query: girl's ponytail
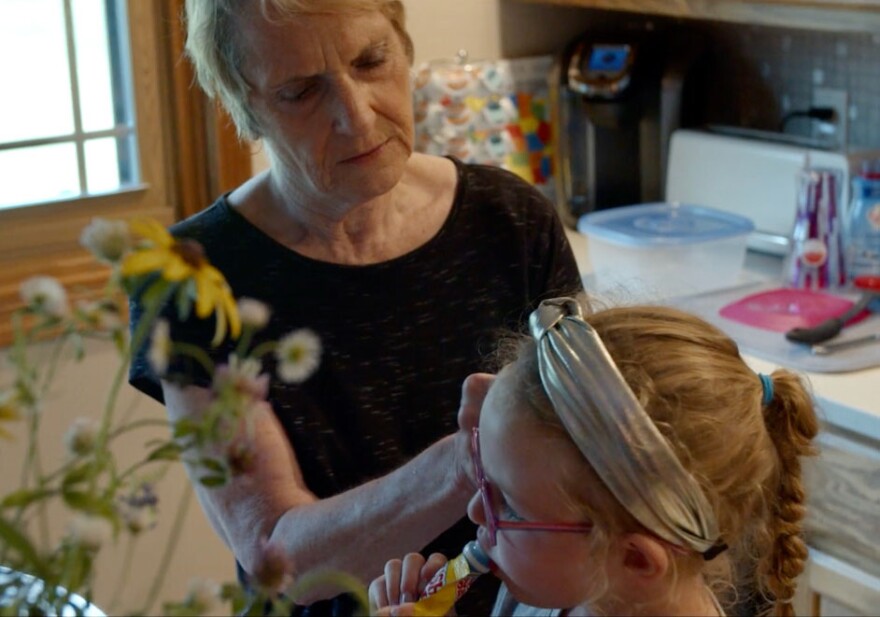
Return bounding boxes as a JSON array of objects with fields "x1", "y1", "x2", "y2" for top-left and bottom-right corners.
[{"x1": 759, "y1": 370, "x2": 820, "y2": 617}]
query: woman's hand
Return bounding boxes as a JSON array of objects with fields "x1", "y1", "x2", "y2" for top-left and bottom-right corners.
[
  {"x1": 369, "y1": 552, "x2": 448, "y2": 615},
  {"x1": 453, "y1": 373, "x2": 495, "y2": 493}
]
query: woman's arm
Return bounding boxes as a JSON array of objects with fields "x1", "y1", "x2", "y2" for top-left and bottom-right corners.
[{"x1": 161, "y1": 373, "x2": 493, "y2": 601}]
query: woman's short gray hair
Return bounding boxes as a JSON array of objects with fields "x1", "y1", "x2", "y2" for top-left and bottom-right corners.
[{"x1": 183, "y1": 0, "x2": 414, "y2": 141}]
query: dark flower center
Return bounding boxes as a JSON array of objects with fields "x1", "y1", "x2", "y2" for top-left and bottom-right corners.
[{"x1": 173, "y1": 239, "x2": 206, "y2": 268}]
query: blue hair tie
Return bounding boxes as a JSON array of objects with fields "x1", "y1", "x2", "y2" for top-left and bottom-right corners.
[{"x1": 759, "y1": 373, "x2": 774, "y2": 406}]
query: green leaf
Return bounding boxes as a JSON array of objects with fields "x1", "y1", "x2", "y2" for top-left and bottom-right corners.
[
  {"x1": 112, "y1": 329, "x2": 127, "y2": 355},
  {"x1": 140, "y1": 277, "x2": 173, "y2": 307},
  {"x1": 61, "y1": 490, "x2": 115, "y2": 519},
  {"x1": 58, "y1": 544, "x2": 93, "y2": 596},
  {"x1": 198, "y1": 475, "x2": 227, "y2": 488},
  {"x1": 146, "y1": 441, "x2": 183, "y2": 462},
  {"x1": 62, "y1": 461, "x2": 105, "y2": 489},
  {"x1": 1, "y1": 488, "x2": 54, "y2": 509},
  {"x1": 175, "y1": 281, "x2": 194, "y2": 322},
  {"x1": 172, "y1": 418, "x2": 200, "y2": 439},
  {"x1": 199, "y1": 457, "x2": 225, "y2": 473},
  {"x1": 0, "y1": 514, "x2": 44, "y2": 574}
]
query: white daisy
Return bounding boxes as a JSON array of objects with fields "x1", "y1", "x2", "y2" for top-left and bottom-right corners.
[
  {"x1": 67, "y1": 514, "x2": 112, "y2": 551},
  {"x1": 213, "y1": 354, "x2": 269, "y2": 401},
  {"x1": 237, "y1": 297, "x2": 271, "y2": 330},
  {"x1": 275, "y1": 329, "x2": 322, "y2": 383},
  {"x1": 20, "y1": 276, "x2": 70, "y2": 318},
  {"x1": 148, "y1": 319, "x2": 172, "y2": 375},
  {"x1": 185, "y1": 578, "x2": 221, "y2": 614},
  {"x1": 79, "y1": 217, "x2": 132, "y2": 264},
  {"x1": 63, "y1": 417, "x2": 99, "y2": 457}
]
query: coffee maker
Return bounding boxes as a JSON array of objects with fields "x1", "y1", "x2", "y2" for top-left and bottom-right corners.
[{"x1": 553, "y1": 30, "x2": 698, "y2": 225}]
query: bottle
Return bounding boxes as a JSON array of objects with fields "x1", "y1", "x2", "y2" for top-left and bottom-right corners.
[
  {"x1": 783, "y1": 166, "x2": 847, "y2": 290},
  {"x1": 845, "y1": 161, "x2": 880, "y2": 290},
  {"x1": 412, "y1": 540, "x2": 491, "y2": 616}
]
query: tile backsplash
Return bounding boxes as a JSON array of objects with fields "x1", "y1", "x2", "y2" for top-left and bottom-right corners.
[
  {"x1": 541, "y1": 10, "x2": 880, "y2": 149},
  {"x1": 691, "y1": 20, "x2": 880, "y2": 148}
]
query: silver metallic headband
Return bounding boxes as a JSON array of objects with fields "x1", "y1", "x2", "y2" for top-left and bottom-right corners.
[{"x1": 529, "y1": 298, "x2": 725, "y2": 558}]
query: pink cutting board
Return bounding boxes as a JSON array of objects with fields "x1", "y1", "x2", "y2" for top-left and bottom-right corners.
[{"x1": 719, "y1": 288, "x2": 869, "y2": 332}]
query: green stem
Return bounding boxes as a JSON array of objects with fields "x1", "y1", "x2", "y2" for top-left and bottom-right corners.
[
  {"x1": 108, "y1": 533, "x2": 138, "y2": 612},
  {"x1": 235, "y1": 326, "x2": 255, "y2": 358},
  {"x1": 107, "y1": 417, "x2": 170, "y2": 440},
  {"x1": 92, "y1": 284, "x2": 172, "y2": 489},
  {"x1": 39, "y1": 332, "x2": 70, "y2": 399},
  {"x1": 170, "y1": 341, "x2": 216, "y2": 376},
  {"x1": 249, "y1": 341, "x2": 277, "y2": 361},
  {"x1": 138, "y1": 482, "x2": 193, "y2": 615},
  {"x1": 115, "y1": 458, "x2": 159, "y2": 485}
]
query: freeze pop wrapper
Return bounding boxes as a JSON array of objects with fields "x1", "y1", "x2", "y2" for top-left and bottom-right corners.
[{"x1": 412, "y1": 540, "x2": 490, "y2": 616}]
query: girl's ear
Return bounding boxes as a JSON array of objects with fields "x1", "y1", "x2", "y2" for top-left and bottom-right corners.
[{"x1": 619, "y1": 533, "x2": 670, "y2": 583}]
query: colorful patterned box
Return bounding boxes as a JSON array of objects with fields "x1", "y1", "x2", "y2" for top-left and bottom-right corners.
[{"x1": 412, "y1": 54, "x2": 556, "y2": 201}]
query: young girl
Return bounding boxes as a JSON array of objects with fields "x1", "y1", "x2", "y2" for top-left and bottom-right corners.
[{"x1": 370, "y1": 297, "x2": 819, "y2": 616}]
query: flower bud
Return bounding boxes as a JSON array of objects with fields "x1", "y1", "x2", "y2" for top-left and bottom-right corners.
[
  {"x1": 63, "y1": 417, "x2": 98, "y2": 457},
  {"x1": 80, "y1": 217, "x2": 133, "y2": 264}
]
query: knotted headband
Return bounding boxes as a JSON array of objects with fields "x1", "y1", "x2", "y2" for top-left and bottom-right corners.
[{"x1": 529, "y1": 297, "x2": 725, "y2": 558}]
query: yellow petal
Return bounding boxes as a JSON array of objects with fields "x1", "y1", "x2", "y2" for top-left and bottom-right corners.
[
  {"x1": 222, "y1": 287, "x2": 241, "y2": 339},
  {"x1": 193, "y1": 272, "x2": 217, "y2": 319},
  {"x1": 120, "y1": 249, "x2": 171, "y2": 277},
  {"x1": 161, "y1": 256, "x2": 193, "y2": 282},
  {"x1": 211, "y1": 301, "x2": 227, "y2": 346},
  {"x1": 130, "y1": 218, "x2": 173, "y2": 247}
]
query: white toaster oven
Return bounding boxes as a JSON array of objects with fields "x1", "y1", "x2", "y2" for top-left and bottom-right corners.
[{"x1": 665, "y1": 129, "x2": 880, "y2": 255}]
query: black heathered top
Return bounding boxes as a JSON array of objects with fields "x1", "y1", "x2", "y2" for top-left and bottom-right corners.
[{"x1": 128, "y1": 158, "x2": 583, "y2": 615}]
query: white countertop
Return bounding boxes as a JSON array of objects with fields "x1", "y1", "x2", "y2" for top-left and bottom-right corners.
[{"x1": 565, "y1": 229, "x2": 880, "y2": 441}]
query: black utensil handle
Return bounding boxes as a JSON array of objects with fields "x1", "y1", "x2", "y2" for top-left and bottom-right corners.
[
  {"x1": 784, "y1": 292, "x2": 874, "y2": 345},
  {"x1": 786, "y1": 318, "x2": 845, "y2": 344}
]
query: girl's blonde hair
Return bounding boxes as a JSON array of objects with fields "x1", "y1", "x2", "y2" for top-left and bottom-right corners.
[
  {"x1": 501, "y1": 303, "x2": 818, "y2": 616},
  {"x1": 183, "y1": 0, "x2": 414, "y2": 140}
]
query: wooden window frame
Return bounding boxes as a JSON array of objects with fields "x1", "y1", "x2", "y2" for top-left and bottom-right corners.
[{"x1": 0, "y1": 0, "x2": 251, "y2": 347}]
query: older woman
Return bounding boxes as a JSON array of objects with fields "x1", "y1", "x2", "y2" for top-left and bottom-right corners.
[{"x1": 128, "y1": 0, "x2": 581, "y2": 614}]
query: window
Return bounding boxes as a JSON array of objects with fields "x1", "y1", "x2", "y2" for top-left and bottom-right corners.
[
  {"x1": 0, "y1": 0, "x2": 174, "y2": 345},
  {"x1": 0, "y1": 0, "x2": 141, "y2": 209}
]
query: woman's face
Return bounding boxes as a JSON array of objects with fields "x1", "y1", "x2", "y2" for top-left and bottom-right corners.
[
  {"x1": 235, "y1": 8, "x2": 414, "y2": 208},
  {"x1": 468, "y1": 368, "x2": 602, "y2": 609}
]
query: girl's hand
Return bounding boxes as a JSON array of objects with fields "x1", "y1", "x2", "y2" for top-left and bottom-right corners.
[{"x1": 369, "y1": 552, "x2": 448, "y2": 615}]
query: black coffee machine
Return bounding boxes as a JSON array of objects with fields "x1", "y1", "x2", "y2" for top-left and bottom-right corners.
[{"x1": 553, "y1": 30, "x2": 699, "y2": 225}]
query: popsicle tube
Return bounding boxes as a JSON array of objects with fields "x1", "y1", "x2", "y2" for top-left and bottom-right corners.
[{"x1": 412, "y1": 540, "x2": 490, "y2": 616}]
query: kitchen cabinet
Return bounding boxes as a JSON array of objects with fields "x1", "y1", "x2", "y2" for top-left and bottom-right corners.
[
  {"x1": 792, "y1": 418, "x2": 880, "y2": 616},
  {"x1": 511, "y1": 0, "x2": 880, "y2": 33}
]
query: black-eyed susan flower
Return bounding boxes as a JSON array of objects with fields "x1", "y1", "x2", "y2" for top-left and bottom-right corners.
[{"x1": 121, "y1": 218, "x2": 241, "y2": 345}]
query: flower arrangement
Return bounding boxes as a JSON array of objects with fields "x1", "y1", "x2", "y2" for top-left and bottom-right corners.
[{"x1": 0, "y1": 218, "x2": 369, "y2": 615}]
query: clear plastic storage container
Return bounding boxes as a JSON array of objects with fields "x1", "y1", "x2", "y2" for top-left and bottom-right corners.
[{"x1": 577, "y1": 203, "x2": 755, "y2": 299}]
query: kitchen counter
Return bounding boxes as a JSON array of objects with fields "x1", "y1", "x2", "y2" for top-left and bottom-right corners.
[{"x1": 565, "y1": 229, "x2": 880, "y2": 439}]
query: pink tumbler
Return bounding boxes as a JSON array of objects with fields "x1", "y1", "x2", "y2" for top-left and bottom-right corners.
[{"x1": 783, "y1": 167, "x2": 846, "y2": 290}]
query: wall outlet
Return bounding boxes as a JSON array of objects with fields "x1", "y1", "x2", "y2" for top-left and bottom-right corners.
[{"x1": 812, "y1": 87, "x2": 848, "y2": 149}]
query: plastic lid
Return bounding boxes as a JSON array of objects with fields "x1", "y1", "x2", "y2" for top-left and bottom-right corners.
[{"x1": 577, "y1": 203, "x2": 755, "y2": 247}]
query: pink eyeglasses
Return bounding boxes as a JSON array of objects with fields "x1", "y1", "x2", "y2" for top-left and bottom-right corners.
[{"x1": 471, "y1": 427, "x2": 594, "y2": 547}]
